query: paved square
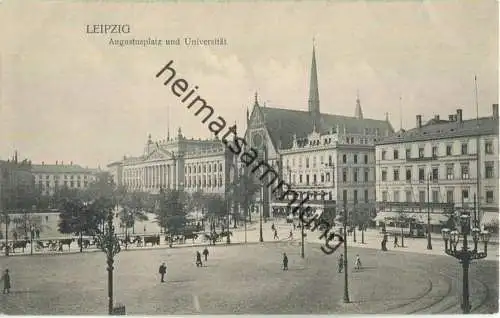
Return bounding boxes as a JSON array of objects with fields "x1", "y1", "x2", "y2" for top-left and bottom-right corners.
[{"x1": 0, "y1": 243, "x2": 497, "y2": 314}]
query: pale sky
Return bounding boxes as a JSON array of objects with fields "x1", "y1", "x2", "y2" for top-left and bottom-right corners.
[{"x1": 1, "y1": 0, "x2": 498, "y2": 168}]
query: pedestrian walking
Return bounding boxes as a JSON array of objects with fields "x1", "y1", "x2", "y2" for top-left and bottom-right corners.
[
  {"x1": 338, "y1": 254, "x2": 344, "y2": 273},
  {"x1": 293, "y1": 222, "x2": 296, "y2": 231},
  {"x1": 1, "y1": 269, "x2": 11, "y2": 294},
  {"x1": 271, "y1": 223, "x2": 275, "y2": 232},
  {"x1": 35, "y1": 228, "x2": 40, "y2": 239},
  {"x1": 203, "y1": 247, "x2": 209, "y2": 261},
  {"x1": 158, "y1": 262, "x2": 167, "y2": 283},
  {"x1": 394, "y1": 235, "x2": 399, "y2": 248},
  {"x1": 288, "y1": 230, "x2": 293, "y2": 240},
  {"x1": 196, "y1": 251, "x2": 203, "y2": 267},
  {"x1": 282, "y1": 253, "x2": 288, "y2": 271},
  {"x1": 354, "y1": 254, "x2": 362, "y2": 270},
  {"x1": 274, "y1": 229, "x2": 279, "y2": 240}
]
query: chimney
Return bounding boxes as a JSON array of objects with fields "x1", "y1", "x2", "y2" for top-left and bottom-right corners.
[
  {"x1": 456, "y1": 109, "x2": 463, "y2": 123},
  {"x1": 416, "y1": 115, "x2": 422, "y2": 128},
  {"x1": 56, "y1": 160, "x2": 58, "y2": 165},
  {"x1": 434, "y1": 115, "x2": 440, "y2": 121},
  {"x1": 493, "y1": 103, "x2": 498, "y2": 119}
]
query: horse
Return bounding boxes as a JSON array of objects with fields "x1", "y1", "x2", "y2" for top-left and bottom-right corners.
[
  {"x1": 59, "y1": 238, "x2": 74, "y2": 251},
  {"x1": 143, "y1": 235, "x2": 160, "y2": 247},
  {"x1": 11, "y1": 240, "x2": 28, "y2": 253},
  {"x1": 77, "y1": 238, "x2": 92, "y2": 249}
]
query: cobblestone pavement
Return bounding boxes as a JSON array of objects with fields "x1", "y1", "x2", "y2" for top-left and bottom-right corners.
[{"x1": 0, "y1": 241, "x2": 497, "y2": 315}]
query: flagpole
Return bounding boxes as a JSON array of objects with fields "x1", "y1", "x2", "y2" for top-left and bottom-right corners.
[{"x1": 474, "y1": 75, "x2": 480, "y2": 228}]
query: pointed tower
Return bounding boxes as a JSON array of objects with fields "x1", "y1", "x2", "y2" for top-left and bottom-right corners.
[
  {"x1": 308, "y1": 44, "x2": 320, "y2": 115},
  {"x1": 355, "y1": 91, "x2": 364, "y2": 119}
]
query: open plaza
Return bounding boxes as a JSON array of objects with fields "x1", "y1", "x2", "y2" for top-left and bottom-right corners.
[{"x1": 0, "y1": 221, "x2": 498, "y2": 315}]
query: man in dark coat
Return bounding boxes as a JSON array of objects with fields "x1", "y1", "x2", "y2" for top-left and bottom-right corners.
[
  {"x1": 1, "y1": 269, "x2": 11, "y2": 294},
  {"x1": 338, "y1": 254, "x2": 344, "y2": 273},
  {"x1": 158, "y1": 262, "x2": 167, "y2": 283},
  {"x1": 196, "y1": 251, "x2": 203, "y2": 267},
  {"x1": 282, "y1": 253, "x2": 288, "y2": 271},
  {"x1": 203, "y1": 247, "x2": 209, "y2": 261}
]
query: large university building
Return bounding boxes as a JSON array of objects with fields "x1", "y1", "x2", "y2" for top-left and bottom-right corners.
[
  {"x1": 244, "y1": 46, "x2": 394, "y2": 219},
  {"x1": 374, "y1": 105, "x2": 499, "y2": 231},
  {"x1": 107, "y1": 128, "x2": 236, "y2": 195}
]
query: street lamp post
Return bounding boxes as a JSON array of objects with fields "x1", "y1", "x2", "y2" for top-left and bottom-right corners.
[
  {"x1": 259, "y1": 204, "x2": 264, "y2": 243},
  {"x1": 441, "y1": 214, "x2": 489, "y2": 314},
  {"x1": 4, "y1": 214, "x2": 9, "y2": 256},
  {"x1": 427, "y1": 174, "x2": 432, "y2": 250},
  {"x1": 343, "y1": 202, "x2": 350, "y2": 303},
  {"x1": 125, "y1": 212, "x2": 132, "y2": 251},
  {"x1": 95, "y1": 209, "x2": 121, "y2": 315},
  {"x1": 300, "y1": 208, "x2": 305, "y2": 258},
  {"x1": 80, "y1": 202, "x2": 88, "y2": 253},
  {"x1": 30, "y1": 224, "x2": 34, "y2": 255}
]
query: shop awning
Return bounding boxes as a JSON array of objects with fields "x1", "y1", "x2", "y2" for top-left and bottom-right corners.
[
  {"x1": 373, "y1": 211, "x2": 399, "y2": 222},
  {"x1": 374, "y1": 211, "x2": 448, "y2": 225},
  {"x1": 406, "y1": 213, "x2": 448, "y2": 225},
  {"x1": 480, "y1": 212, "x2": 498, "y2": 227}
]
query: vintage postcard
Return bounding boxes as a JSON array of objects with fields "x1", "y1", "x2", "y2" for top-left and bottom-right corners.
[{"x1": 0, "y1": 0, "x2": 498, "y2": 315}]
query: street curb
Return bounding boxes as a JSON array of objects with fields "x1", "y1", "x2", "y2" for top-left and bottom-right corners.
[{"x1": 0, "y1": 240, "x2": 286, "y2": 258}]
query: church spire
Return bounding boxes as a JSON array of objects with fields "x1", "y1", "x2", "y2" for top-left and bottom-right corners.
[
  {"x1": 308, "y1": 41, "x2": 320, "y2": 115},
  {"x1": 355, "y1": 90, "x2": 363, "y2": 119}
]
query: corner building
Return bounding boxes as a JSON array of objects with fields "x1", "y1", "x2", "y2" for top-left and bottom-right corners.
[
  {"x1": 374, "y1": 105, "x2": 499, "y2": 231},
  {"x1": 244, "y1": 46, "x2": 394, "y2": 219},
  {"x1": 31, "y1": 161, "x2": 99, "y2": 196}
]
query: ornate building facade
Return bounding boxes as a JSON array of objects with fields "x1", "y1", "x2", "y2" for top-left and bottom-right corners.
[
  {"x1": 374, "y1": 105, "x2": 499, "y2": 231},
  {"x1": 244, "y1": 45, "x2": 394, "y2": 219},
  {"x1": 108, "y1": 128, "x2": 236, "y2": 196}
]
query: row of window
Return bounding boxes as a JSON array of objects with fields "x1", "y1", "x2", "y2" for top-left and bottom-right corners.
[
  {"x1": 35, "y1": 174, "x2": 90, "y2": 180},
  {"x1": 380, "y1": 162, "x2": 495, "y2": 182},
  {"x1": 37, "y1": 180, "x2": 88, "y2": 188},
  {"x1": 281, "y1": 189, "x2": 371, "y2": 203},
  {"x1": 380, "y1": 140, "x2": 495, "y2": 161},
  {"x1": 285, "y1": 153, "x2": 371, "y2": 169},
  {"x1": 185, "y1": 176, "x2": 224, "y2": 188},
  {"x1": 289, "y1": 168, "x2": 374, "y2": 185},
  {"x1": 381, "y1": 189, "x2": 495, "y2": 204},
  {"x1": 185, "y1": 163, "x2": 224, "y2": 174}
]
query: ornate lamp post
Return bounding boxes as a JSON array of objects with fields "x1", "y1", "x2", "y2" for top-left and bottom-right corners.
[
  {"x1": 95, "y1": 209, "x2": 121, "y2": 315},
  {"x1": 441, "y1": 213, "x2": 489, "y2": 314}
]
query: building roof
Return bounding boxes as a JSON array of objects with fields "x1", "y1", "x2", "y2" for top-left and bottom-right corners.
[
  {"x1": 259, "y1": 106, "x2": 394, "y2": 150},
  {"x1": 376, "y1": 116, "x2": 499, "y2": 145},
  {"x1": 31, "y1": 164, "x2": 97, "y2": 174}
]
